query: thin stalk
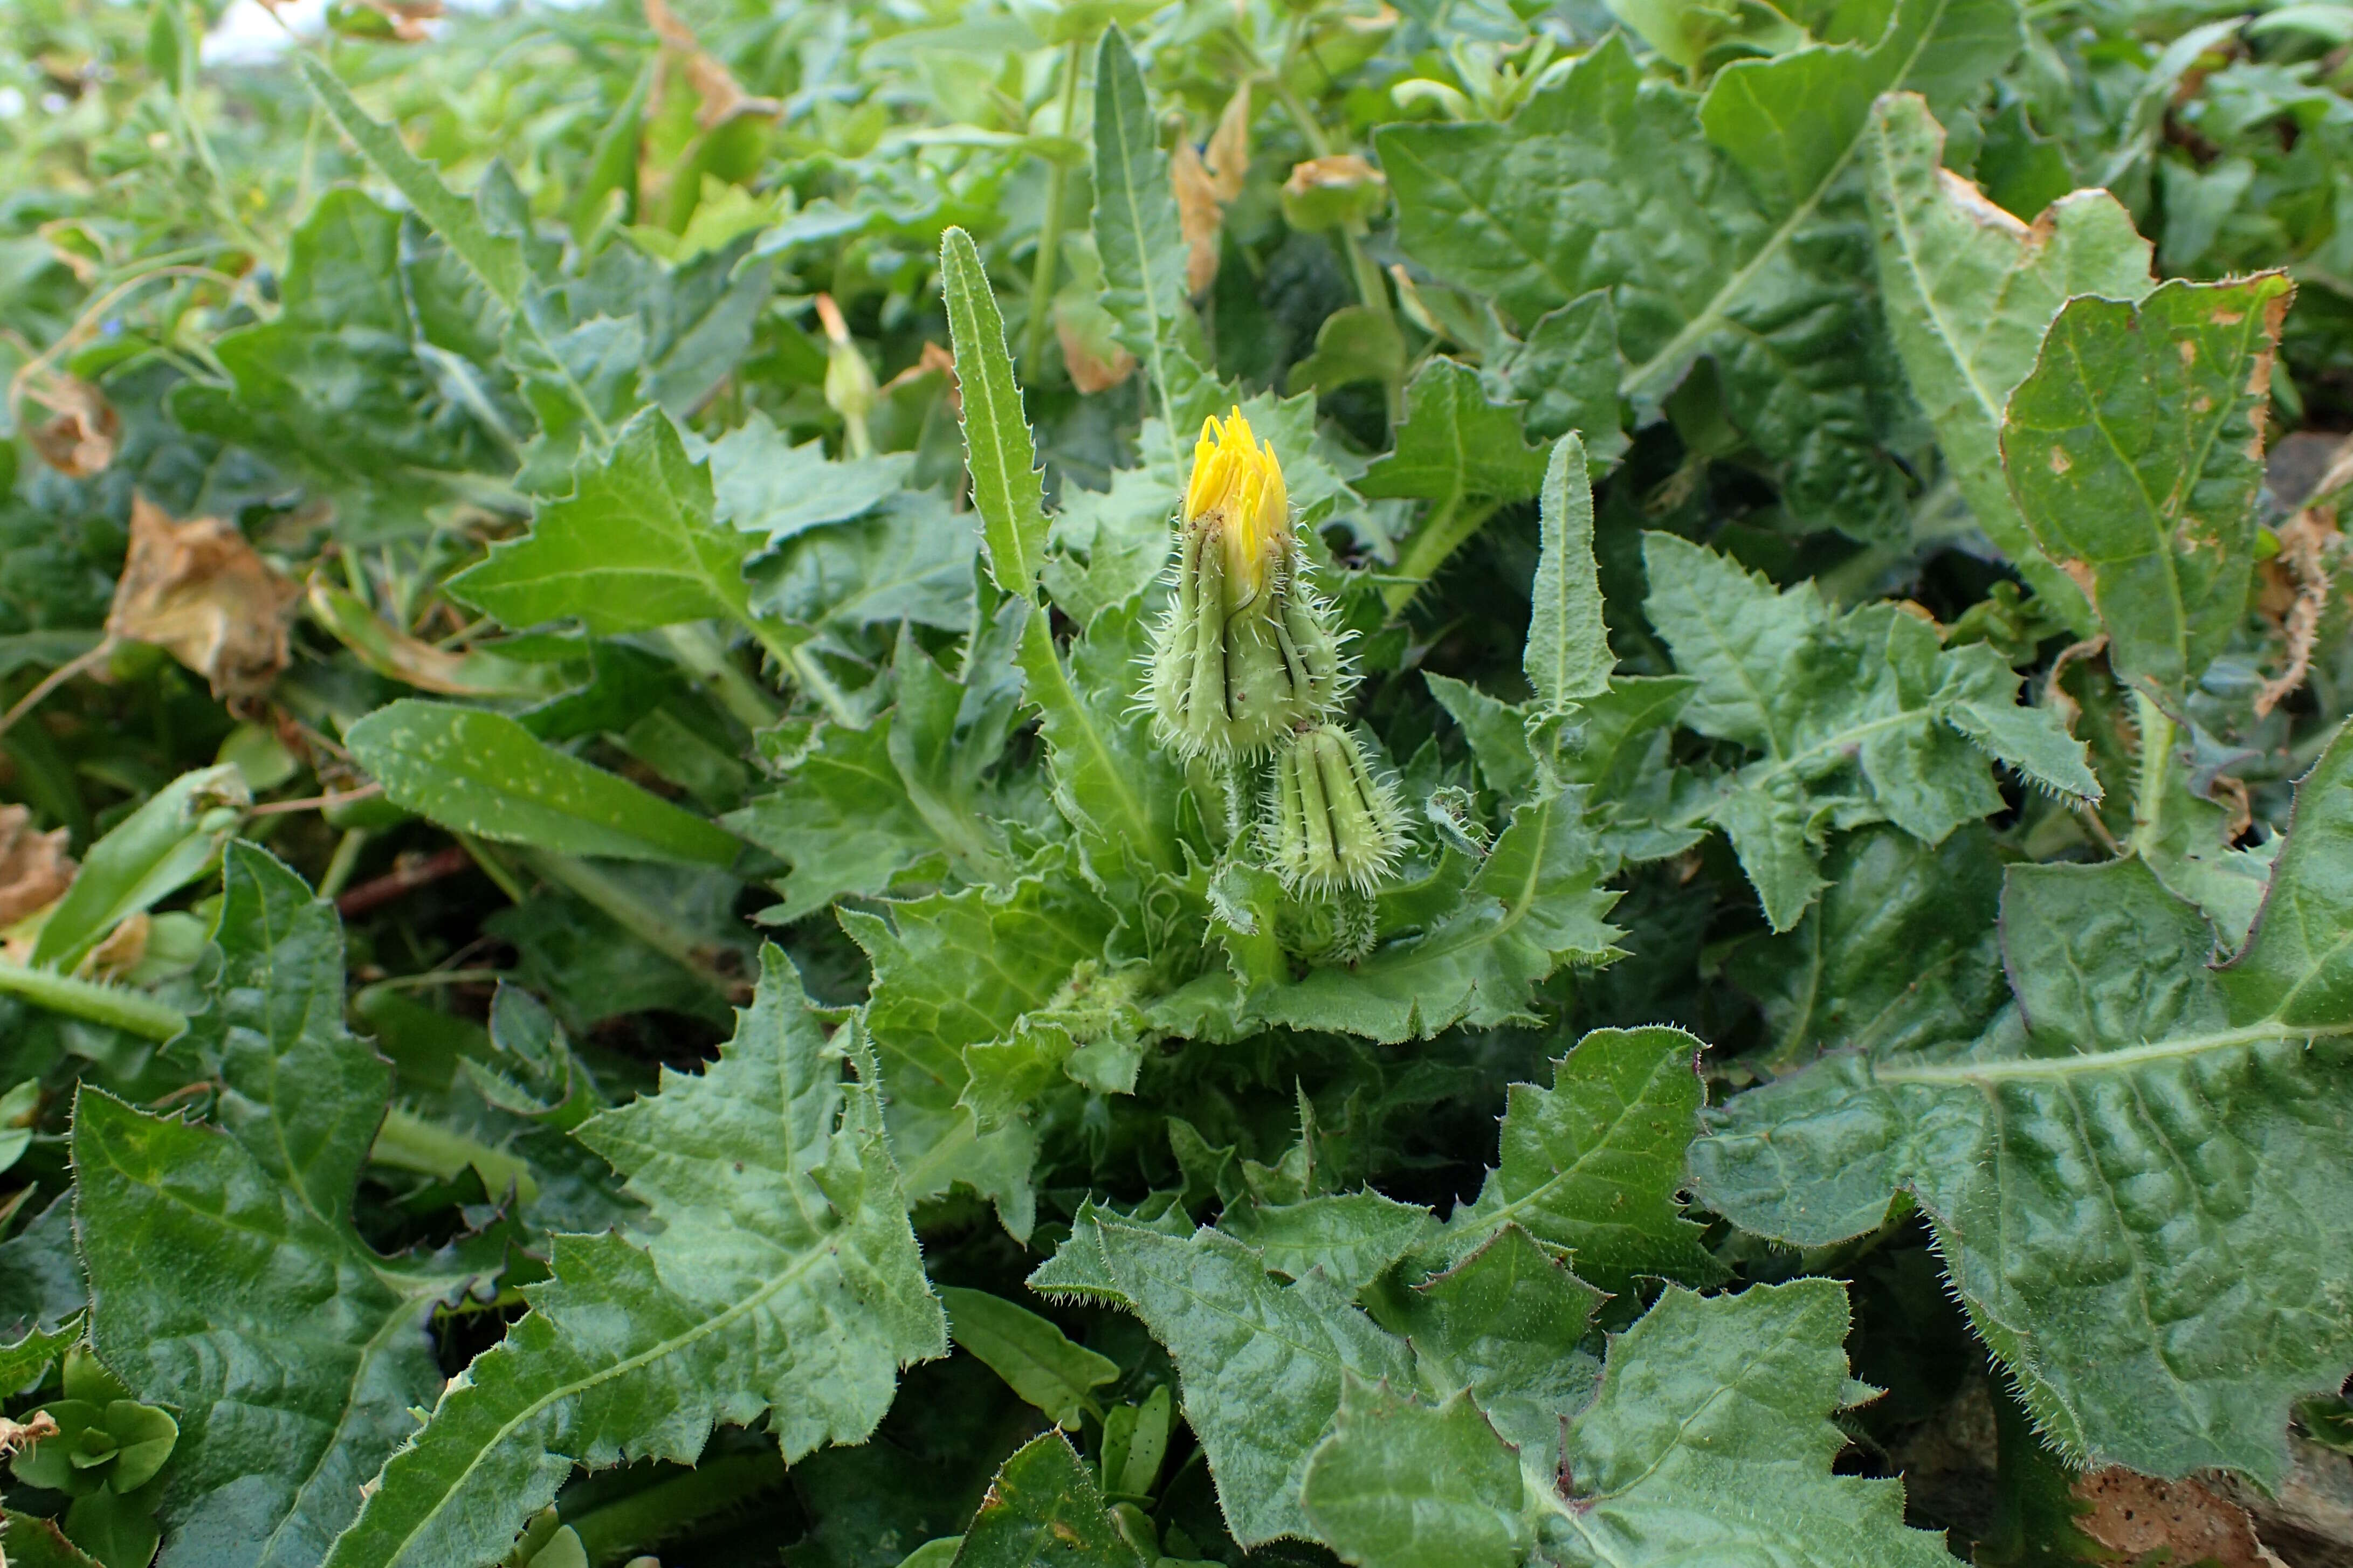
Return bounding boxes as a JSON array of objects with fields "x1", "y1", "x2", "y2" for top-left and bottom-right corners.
[
  {"x1": 371, "y1": 1107, "x2": 539, "y2": 1203},
  {"x1": 515, "y1": 848, "x2": 745, "y2": 1000},
  {"x1": 0, "y1": 638, "x2": 115, "y2": 743},
  {"x1": 565, "y1": 1450, "x2": 790, "y2": 1564},
  {"x1": 1268, "y1": 67, "x2": 1402, "y2": 425},
  {"x1": 456, "y1": 833, "x2": 534, "y2": 907},
  {"x1": 1022, "y1": 36, "x2": 1090, "y2": 370},
  {"x1": 2129, "y1": 689, "x2": 2176, "y2": 860},
  {"x1": 318, "y1": 828, "x2": 370, "y2": 902},
  {"x1": 656, "y1": 624, "x2": 784, "y2": 731},
  {"x1": 0, "y1": 961, "x2": 184, "y2": 1042}
]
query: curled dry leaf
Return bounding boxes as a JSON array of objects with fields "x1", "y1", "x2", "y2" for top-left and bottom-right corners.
[
  {"x1": 2255, "y1": 503, "x2": 2342, "y2": 716},
  {"x1": 1055, "y1": 297, "x2": 1138, "y2": 393},
  {"x1": 23, "y1": 374, "x2": 119, "y2": 478},
  {"x1": 1173, "y1": 85, "x2": 1250, "y2": 298},
  {"x1": 107, "y1": 494, "x2": 303, "y2": 700},
  {"x1": 0, "y1": 1410, "x2": 59, "y2": 1458},
  {"x1": 0, "y1": 803, "x2": 75, "y2": 927}
]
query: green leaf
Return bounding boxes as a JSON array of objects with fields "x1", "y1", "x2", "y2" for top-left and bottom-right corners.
[
  {"x1": 2000, "y1": 274, "x2": 2293, "y2": 700},
  {"x1": 1016, "y1": 603, "x2": 1185, "y2": 876},
  {"x1": 1488, "y1": 293, "x2": 1628, "y2": 465},
  {"x1": 1443, "y1": 1026, "x2": 1721, "y2": 1299},
  {"x1": 1728, "y1": 824, "x2": 2006, "y2": 1072},
  {"x1": 1863, "y1": 93, "x2": 2151, "y2": 633},
  {"x1": 843, "y1": 855, "x2": 1121, "y2": 1238},
  {"x1": 1387, "y1": 1224, "x2": 1600, "y2": 1469},
  {"x1": 72, "y1": 844, "x2": 461, "y2": 1568},
  {"x1": 1305, "y1": 1282, "x2": 1952, "y2": 1568},
  {"x1": 167, "y1": 191, "x2": 520, "y2": 541},
  {"x1": 1, "y1": 1512, "x2": 104, "y2": 1568},
  {"x1": 1219, "y1": 1192, "x2": 1435, "y2": 1297},
  {"x1": 1089, "y1": 27, "x2": 1189, "y2": 410},
  {"x1": 451, "y1": 407, "x2": 758, "y2": 636},
  {"x1": 728, "y1": 717, "x2": 950, "y2": 921},
  {"x1": 1033, "y1": 1215, "x2": 1415, "y2": 1547},
  {"x1": 32, "y1": 764, "x2": 247, "y2": 970},
  {"x1": 320, "y1": 949, "x2": 945, "y2": 1568},
  {"x1": 1524, "y1": 433, "x2": 1611, "y2": 713},
  {"x1": 747, "y1": 491, "x2": 978, "y2": 657},
  {"x1": 948, "y1": 1432, "x2": 1143, "y2": 1568},
  {"x1": 1694, "y1": 733, "x2": 2353, "y2": 1483},
  {"x1": 1643, "y1": 532, "x2": 2096, "y2": 929},
  {"x1": 939, "y1": 1288, "x2": 1118, "y2": 1429},
  {"x1": 941, "y1": 227, "x2": 1048, "y2": 598},
  {"x1": 298, "y1": 56, "x2": 527, "y2": 308},
  {"x1": 0, "y1": 1316, "x2": 82, "y2": 1397},
  {"x1": 1301, "y1": 1382, "x2": 1529, "y2": 1568},
  {"x1": 705, "y1": 412, "x2": 914, "y2": 544},
  {"x1": 1546, "y1": 1282, "x2": 1952, "y2": 1565},
  {"x1": 1178, "y1": 793, "x2": 1623, "y2": 1044},
  {"x1": 346, "y1": 700, "x2": 742, "y2": 866},
  {"x1": 1363, "y1": 361, "x2": 1549, "y2": 607},
  {"x1": 1382, "y1": 0, "x2": 2022, "y2": 538}
]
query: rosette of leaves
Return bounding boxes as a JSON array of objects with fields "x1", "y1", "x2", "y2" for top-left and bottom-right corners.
[{"x1": 9, "y1": 1348, "x2": 178, "y2": 1568}]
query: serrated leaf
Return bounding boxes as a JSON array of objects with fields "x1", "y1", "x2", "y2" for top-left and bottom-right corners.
[
  {"x1": 844, "y1": 855, "x2": 1120, "y2": 1238},
  {"x1": 941, "y1": 227, "x2": 1048, "y2": 598},
  {"x1": 2000, "y1": 274, "x2": 2292, "y2": 700},
  {"x1": 1728, "y1": 824, "x2": 2006, "y2": 1070},
  {"x1": 451, "y1": 407, "x2": 757, "y2": 635},
  {"x1": 298, "y1": 56, "x2": 527, "y2": 307},
  {"x1": 728, "y1": 717, "x2": 949, "y2": 921},
  {"x1": 1301, "y1": 1382, "x2": 1529, "y2": 1568},
  {"x1": 1525, "y1": 434, "x2": 1610, "y2": 712},
  {"x1": 746, "y1": 491, "x2": 978, "y2": 656},
  {"x1": 1644, "y1": 532, "x2": 2095, "y2": 928},
  {"x1": 1444, "y1": 1026, "x2": 1721, "y2": 1299},
  {"x1": 1035, "y1": 1216, "x2": 1414, "y2": 1547},
  {"x1": 72, "y1": 844, "x2": 462, "y2": 1568},
  {"x1": 347, "y1": 700, "x2": 741, "y2": 866},
  {"x1": 1363, "y1": 360, "x2": 1548, "y2": 605},
  {"x1": 950, "y1": 1432, "x2": 1143, "y2": 1568},
  {"x1": 1382, "y1": 0, "x2": 2022, "y2": 538},
  {"x1": 1173, "y1": 793, "x2": 1622, "y2": 1044},
  {"x1": 706, "y1": 412, "x2": 913, "y2": 544},
  {"x1": 1864, "y1": 92, "x2": 2151, "y2": 633},
  {"x1": 1219, "y1": 1192, "x2": 1434, "y2": 1297},
  {"x1": 1488, "y1": 292, "x2": 1628, "y2": 465},
  {"x1": 940, "y1": 1288, "x2": 1118, "y2": 1430},
  {"x1": 1090, "y1": 27, "x2": 1189, "y2": 409},
  {"x1": 1693, "y1": 726, "x2": 2353, "y2": 1483},
  {"x1": 1388, "y1": 1224, "x2": 1601, "y2": 1469},
  {"x1": 1304, "y1": 1282, "x2": 1952, "y2": 1568},
  {"x1": 1016, "y1": 602, "x2": 1185, "y2": 876},
  {"x1": 320, "y1": 950, "x2": 944, "y2": 1568}
]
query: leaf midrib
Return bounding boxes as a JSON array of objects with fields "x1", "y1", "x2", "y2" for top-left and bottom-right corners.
[{"x1": 1875, "y1": 1016, "x2": 2353, "y2": 1086}]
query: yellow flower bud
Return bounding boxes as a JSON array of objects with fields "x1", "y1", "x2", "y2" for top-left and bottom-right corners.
[{"x1": 1148, "y1": 407, "x2": 1347, "y2": 760}]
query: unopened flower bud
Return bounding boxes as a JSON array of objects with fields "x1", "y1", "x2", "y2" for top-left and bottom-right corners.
[
  {"x1": 1148, "y1": 407, "x2": 1346, "y2": 759},
  {"x1": 1268, "y1": 722, "x2": 1406, "y2": 896},
  {"x1": 1275, "y1": 885, "x2": 1379, "y2": 965}
]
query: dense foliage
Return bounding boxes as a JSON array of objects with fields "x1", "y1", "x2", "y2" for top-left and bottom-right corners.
[{"x1": 1, "y1": 0, "x2": 2351, "y2": 1562}]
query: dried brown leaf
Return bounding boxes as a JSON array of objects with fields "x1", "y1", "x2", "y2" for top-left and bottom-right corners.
[
  {"x1": 1206, "y1": 83, "x2": 1251, "y2": 202},
  {"x1": 1172, "y1": 140, "x2": 1224, "y2": 298},
  {"x1": 2075, "y1": 1468, "x2": 2280, "y2": 1568},
  {"x1": 107, "y1": 494, "x2": 303, "y2": 700},
  {"x1": 24, "y1": 375, "x2": 118, "y2": 478},
  {"x1": 77, "y1": 910, "x2": 149, "y2": 982},
  {"x1": 0, "y1": 804, "x2": 75, "y2": 927}
]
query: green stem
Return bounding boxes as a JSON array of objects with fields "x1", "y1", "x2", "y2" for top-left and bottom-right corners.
[
  {"x1": 1022, "y1": 36, "x2": 1090, "y2": 370},
  {"x1": 563, "y1": 1450, "x2": 789, "y2": 1564},
  {"x1": 0, "y1": 961, "x2": 185, "y2": 1041},
  {"x1": 318, "y1": 828, "x2": 369, "y2": 902},
  {"x1": 371, "y1": 1106, "x2": 539, "y2": 1203},
  {"x1": 456, "y1": 833, "x2": 533, "y2": 906},
  {"x1": 1381, "y1": 498, "x2": 1494, "y2": 613},
  {"x1": 2129, "y1": 689, "x2": 2176, "y2": 860},
  {"x1": 516, "y1": 849, "x2": 743, "y2": 999},
  {"x1": 1268, "y1": 61, "x2": 1400, "y2": 424},
  {"x1": 656, "y1": 624, "x2": 784, "y2": 731}
]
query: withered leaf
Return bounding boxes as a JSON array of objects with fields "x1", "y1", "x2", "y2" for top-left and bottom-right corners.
[
  {"x1": 0, "y1": 804, "x2": 75, "y2": 927},
  {"x1": 24, "y1": 375, "x2": 119, "y2": 478},
  {"x1": 107, "y1": 494, "x2": 304, "y2": 700}
]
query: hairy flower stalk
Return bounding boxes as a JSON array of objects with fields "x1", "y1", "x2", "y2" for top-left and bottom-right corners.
[
  {"x1": 1147, "y1": 408, "x2": 1346, "y2": 760},
  {"x1": 1268, "y1": 722, "x2": 1405, "y2": 897}
]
